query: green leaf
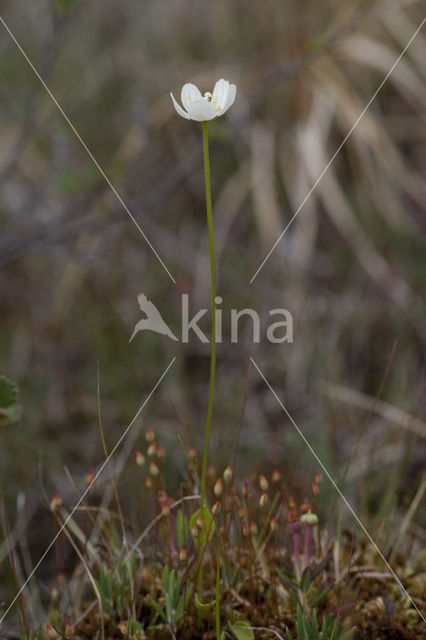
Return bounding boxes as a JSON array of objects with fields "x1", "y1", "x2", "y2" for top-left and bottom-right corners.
[
  {"x1": 300, "y1": 566, "x2": 312, "y2": 592},
  {"x1": 0, "y1": 376, "x2": 18, "y2": 408},
  {"x1": 338, "y1": 628, "x2": 356, "y2": 640},
  {"x1": 175, "y1": 509, "x2": 189, "y2": 549},
  {"x1": 194, "y1": 592, "x2": 214, "y2": 618},
  {"x1": 190, "y1": 506, "x2": 215, "y2": 547},
  {"x1": 229, "y1": 620, "x2": 254, "y2": 640}
]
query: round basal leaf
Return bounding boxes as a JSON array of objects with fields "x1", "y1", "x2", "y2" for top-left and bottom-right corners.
[
  {"x1": 194, "y1": 592, "x2": 214, "y2": 618},
  {"x1": 229, "y1": 620, "x2": 254, "y2": 640},
  {"x1": 0, "y1": 376, "x2": 18, "y2": 409},
  {"x1": 190, "y1": 506, "x2": 215, "y2": 547}
]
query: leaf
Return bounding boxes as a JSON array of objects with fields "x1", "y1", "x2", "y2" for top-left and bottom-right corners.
[
  {"x1": 338, "y1": 628, "x2": 356, "y2": 640},
  {"x1": 229, "y1": 620, "x2": 254, "y2": 640},
  {"x1": 194, "y1": 592, "x2": 214, "y2": 618},
  {"x1": 301, "y1": 566, "x2": 312, "y2": 592},
  {"x1": 0, "y1": 376, "x2": 18, "y2": 408},
  {"x1": 190, "y1": 506, "x2": 215, "y2": 547},
  {"x1": 175, "y1": 509, "x2": 189, "y2": 549}
]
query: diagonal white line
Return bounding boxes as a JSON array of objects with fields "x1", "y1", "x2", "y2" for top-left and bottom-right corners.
[
  {"x1": 0, "y1": 357, "x2": 176, "y2": 625},
  {"x1": 250, "y1": 356, "x2": 426, "y2": 624},
  {"x1": 0, "y1": 16, "x2": 176, "y2": 284},
  {"x1": 250, "y1": 16, "x2": 426, "y2": 283}
]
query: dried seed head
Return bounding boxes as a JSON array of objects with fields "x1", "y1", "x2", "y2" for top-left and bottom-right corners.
[
  {"x1": 271, "y1": 469, "x2": 281, "y2": 483},
  {"x1": 212, "y1": 501, "x2": 221, "y2": 515},
  {"x1": 259, "y1": 475, "x2": 269, "y2": 492},
  {"x1": 259, "y1": 493, "x2": 268, "y2": 508},
  {"x1": 149, "y1": 462, "x2": 159, "y2": 476},
  {"x1": 214, "y1": 478, "x2": 223, "y2": 497},
  {"x1": 145, "y1": 427, "x2": 155, "y2": 443},
  {"x1": 223, "y1": 465, "x2": 233, "y2": 484},
  {"x1": 135, "y1": 451, "x2": 145, "y2": 467},
  {"x1": 270, "y1": 517, "x2": 278, "y2": 533},
  {"x1": 50, "y1": 493, "x2": 62, "y2": 512},
  {"x1": 179, "y1": 546, "x2": 187, "y2": 562}
]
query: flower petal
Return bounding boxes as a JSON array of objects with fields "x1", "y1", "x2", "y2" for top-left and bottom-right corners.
[
  {"x1": 212, "y1": 78, "x2": 230, "y2": 109},
  {"x1": 218, "y1": 83, "x2": 236, "y2": 116},
  {"x1": 186, "y1": 98, "x2": 217, "y2": 121},
  {"x1": 170, "y1": 93, "x2": 190, "y2": 119},
  {"x1": 181, "y1": 83, "x2": 202, "y2": 111}
]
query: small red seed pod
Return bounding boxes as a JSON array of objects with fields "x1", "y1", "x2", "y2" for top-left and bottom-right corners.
[
  {"x1": 212, "y1": 501, "x2": 221, "y2": 515},
  {"x1": 161, "y1": 504, "x2": 170, "y2": 517},
  {"x1": 118, "y1": 621, "x2": 128, "y2": 636},
  {"x1": 311, "y1": 481, "x2": 320, "y2": 497},
  {"x1": 147, "y1": 442, "x2": 157, "y2": 458},
  {"x1": 259, "y1": 493, "x2": 268, "y2": 508},
  {"x1": 191, "y1": 523, "x2": 200, "y2": 539},
  {"x1": 214, "y1": 478, "x2": 223, "y2": 497},
  {"x1": 242, "y1": 482, "x2": 249, "y2": 497},
  {"x1": 250, "y1": 521, "x2": 258, "y2": 536},
  {"x1": 86, "y1": 470, "x2": 94, "y2": 486},
  {"x1": 156, "y1": 444, "x2": 166, "y2": 460},
  {"x1": 179, "y1": 546, "x2": 187, "y2": 562},
  {"x1": 46, "y1": 624, "x2": 57, "y2": 639},
  {"x1": 259, "y1": 475, "x2": 269, "y2": 492},
  {"x1": 149, "y1": 461, "x2": 159, "y2": 476},
  {"x1": 145, "y1": 476, "x2": 153, "y2": 489},
  {"x1": 64, "y1": 623, "x2": 72, "y2": 639},
  {"x1": 145, "y1": 427, "x2": 155, "y2": 442},
  {"x1": 314, "y1": 472, "x2": 322, "y2": 484},
  {"x1": 270, "y1": 517, "x2": 278, "y2": 533},
  {"x1": 207, "y1": 464, "x2": 216, "y2": 478},
  {"x1": 135, "y1": 451, "x2": 145, "y2": 467},
  {"x1": 238, "y1": 505, "x2": 245, "y2": 519},
  {"x1": 188, "y1": 448, "x2": 197, "y2": 460},
  {"x1": 50, "y1": 494, "x2": 62, "y2": 512},
  {"x1": 288, "y1": 496, "x2": 296, "y2": 510},
  {"x1": 242, "y1": 521, "x2": 250, "y2": 536},
  {"x1": 271, "y1": 469, "x2": 281, "y2": 483},
  {"x1": 223, "y1": 466, "x2": 233, "y2": 484}
]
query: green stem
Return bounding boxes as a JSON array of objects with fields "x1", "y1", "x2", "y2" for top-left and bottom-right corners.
[{"x1": 200, "y1": 120, "x2": 216, "y2": 509}]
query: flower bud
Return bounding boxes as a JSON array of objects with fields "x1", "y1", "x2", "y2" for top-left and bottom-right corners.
[
  {"x1": 86, "y1": 470, "x2": 94, "y2": 486},
  {"x1": 214, "y1": 478, "x2": 223, "y2": 497},
  {"x1": 50, "y1": 494, "x2": 62, "y2": 512},
  {"x1": 135, "y1": 451, "x2": 145, "y2": 467},
  {"x1": 188, "y1": 448, "x2": 197, "y2": 460},
  {"x1": 300, "y1": 511, "x2": 319, "y2": 526},
  {"x1": 314, "y1": 472, "x2": 322, "y2": 485},
  {"x1": 65, "y1": 623, "x2": 72, "y2": 639},
  {"x1": 196, "y1": 514, "x2": 204, "y2": 530},
  {"x1": 300, "y1": 500, "x2": 311, "y2": 514},
  {"x1": 147, "y1": 442, "x2": 157, "y2": 458},
  {"x1": 288, "y1": 496, "x2": 296, "y2": 510},
  {"x1": 223, "y1": 466, "x2": 233, "y2": 484},
  {"x1": 145, "y1": 476, "x2": 152, "y2": 489},
  {"x1": 46, "y1": 624, "x2": 57, "y2": 639},
  {"x1": 250, "y1": 521, "x2": 258, "y2": 536},
  {"x1": 238, "y1": 505, "x2": 245, "y2": 519},
  {"x1": 242, "y1": 481, "x2": 249, "y2": 497},
  {"x1": 191, "y1": 524, "x2": 200, "y2": 539},
  {"x1": 161, "y1": 504, "x2": 170, "y2": 517},
  {"x1": 149, "y1": 462, "x2": 159, "y2": 476},
  {"x1": 156, "y1": 444, "x2": 166, "y2": 460},
  {"x1": 259, "y1": 493, "x2": 268, "y2": 508},
  {"x1": 242, "y1": 521, "x2": 250, "y2": 536},
  {"x1": 259, "y1": 475, "x2": 269, "y2": 492},
  {"x1": 311, "y1": 481, "x2": 320, "y2": 497},
  {"x1": 179, "y1": 546, "x2": 187, "y2": 562},
  {"x1": 145, "y1": 427, "x2": 155, "y2": 442},
  {"x1": 270, "y1": 517, "x2": 278, "y2": 533},
  {"x1": 118, "y1": 621, "x2": 128, "y2": 636},
  {"x1": 212, "y1": 501, "x2": 221, "y2": 515},
  {"x1": 271, "y1": 469, "x2": 281, "y2": 483}
]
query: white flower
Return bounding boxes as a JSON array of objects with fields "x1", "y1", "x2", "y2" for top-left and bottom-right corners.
[{"x1": 171, "y1": 78, "x2": 236, "y2": 121}]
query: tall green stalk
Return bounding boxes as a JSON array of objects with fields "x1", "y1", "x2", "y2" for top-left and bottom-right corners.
[{"x1": 200, "y1": 121, "x2": 216, "y2": 509}]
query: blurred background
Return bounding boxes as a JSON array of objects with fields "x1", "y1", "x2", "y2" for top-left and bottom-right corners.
[{"x1": 0, "y1": 0, "x2": 425, "y2": 602}]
